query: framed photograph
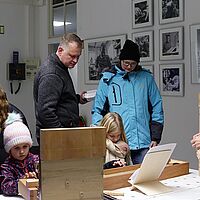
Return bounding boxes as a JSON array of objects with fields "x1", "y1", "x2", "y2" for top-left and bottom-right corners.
[
  {"x1": 159, "y1": 63, "x2": 184, "y2": 96},
  {"x1": 84, "y1": 34, "x2": 126, "y2": 84},
  {"x1": 159, "y1": 27, "x2": 183, "y2": 60},
  {"x1": 190, "y1": 24, "x2": 200, "y2": 83},
  {"x1": 132, "y1": 30, "x2": 153, "y2": 62},
  {"x1": 159, "y1": 0, "x2": 184, "y2": 24},
  {"x1": 132, "y1": 0, "x2": 153, "y2": 28},
  {"x1": 142, "y1": 64, "x2": 154, "y2": 75}
]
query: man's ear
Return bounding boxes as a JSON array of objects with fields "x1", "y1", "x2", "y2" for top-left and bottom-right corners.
[{"x1": 57, "y1": 46, "x2": 64, "y2": 55}]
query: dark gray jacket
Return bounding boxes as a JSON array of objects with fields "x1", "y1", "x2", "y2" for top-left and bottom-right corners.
[{"x1": 33, "y1": 54, "x2": 80, "y2": 139}]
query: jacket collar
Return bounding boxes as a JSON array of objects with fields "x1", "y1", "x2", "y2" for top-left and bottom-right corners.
[{"x1": 52, "y1": 53, "x2": 69, "y2": 73}]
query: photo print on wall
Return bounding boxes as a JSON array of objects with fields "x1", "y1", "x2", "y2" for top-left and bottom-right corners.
[
  {"x1": 132, "y1": 0, "x2": 153, "y2": 28},
  {"x1": 84, "y1": 35, "x2": 126, "y2": 84},
  {"x1": 132, "y1": 30, "x2": 153, "y2": 62},
  {"x1": 159, "y1": 0, "x2": 184, "y2": 24}
]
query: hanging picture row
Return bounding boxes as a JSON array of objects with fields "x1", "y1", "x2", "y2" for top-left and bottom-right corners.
[{"x1": 83, "y1": 0, "x2": 186, "y2": 91}]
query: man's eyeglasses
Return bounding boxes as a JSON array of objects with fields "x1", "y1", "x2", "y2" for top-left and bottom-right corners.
[{"x1": 123, "y1": 61, "x2": 137, "y2": 67}]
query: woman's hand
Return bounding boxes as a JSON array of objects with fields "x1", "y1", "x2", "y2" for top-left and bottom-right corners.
[{"x1": 150, "y1": 141, "x2": 157, "y2": 148}]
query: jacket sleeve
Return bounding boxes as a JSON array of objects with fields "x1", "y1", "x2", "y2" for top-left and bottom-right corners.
[
  {"x1": 148, "y1": 77, "x2": 164, "y2": 143},
  {"x1": 37, "y1": 74, "x2": 64, "y2": 128},
  {"x1": 1, "y1": 164, "x2": 18, "y2": 196},
  {"x1": 150, "y1": 121, "x2": 163, "y2": 143},
  {"x1": 92, "y1": 78, "x2": 109, "y2": 125}
]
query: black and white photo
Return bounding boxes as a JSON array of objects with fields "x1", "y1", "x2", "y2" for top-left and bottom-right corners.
[
  {"x1": 159, "y1": 0, "x2": 184, "y2": 24},
  {"x1": 190, "y1": 24, "x2": 200, "y2": 83},
  {"x1": 84, "y1": 35, "x2": 126, "y2": 84},
  {"x1": 160, "y1": 27, "x2": 183, "y2": 60},
  {"x1": 159, "y1": 64, "x2": 184, "y2": 96},
  {"x1": 142, "y1": 64, "x2": 154, "y2": 75},
  {"x1": 132, "y1": 0, "x2": 153, "y2": 28},
  {"x1": 132, "y1": 30, "x2": 153, "y2": 61}
]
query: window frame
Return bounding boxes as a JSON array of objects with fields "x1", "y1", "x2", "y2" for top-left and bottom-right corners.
[{"x1": 48, "y1": 0, "x2": 77, "y2": 38}]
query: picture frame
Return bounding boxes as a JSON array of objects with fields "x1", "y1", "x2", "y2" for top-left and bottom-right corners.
[
  {"x1": 132, "y1": 30, "x2": 153, "y2": 62},
  {"x1": 84, "y1": 34, "x2": 126, "y2": 84},
  {"x1": 159, "y1": 0, "x2": 184, "y2": 24},
  {"x1": 159, "y1": 27, "x2": 183, "y2": 60},
  {"x1": 142, "y1": 64, "x2": 154, "y2": 75},
  {"x1": 190, "y1": 23, "x2": 200, "y2": 84},
  {"x1": 132, "y1": 0, "x2": 153, "y2": 28},
  {"x1": 159, "y1": 63, "x2": 184, "y2": 96}
]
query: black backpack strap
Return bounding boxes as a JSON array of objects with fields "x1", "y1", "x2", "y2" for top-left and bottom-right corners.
[
  {"x1": 101, "y1": 97, "x2": 109, "y2": 117},
  {"x1": 100, "y1": 67, "x2": 117, "y2": 116},
  {"x1": 148, "y1": 98, "x2": 163, "y2": 143}
]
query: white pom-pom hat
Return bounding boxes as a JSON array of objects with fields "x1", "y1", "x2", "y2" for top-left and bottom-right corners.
[{"x1": 3, "y1": 112, "x2": 32, "y2": 153}]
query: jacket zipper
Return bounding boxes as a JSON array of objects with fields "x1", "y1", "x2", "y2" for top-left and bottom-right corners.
[{"x1": 112, "y1": 86, "x2": 117, "y2": 103}]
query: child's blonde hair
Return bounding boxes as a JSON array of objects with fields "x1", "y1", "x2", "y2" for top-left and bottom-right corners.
[{"x1": 99, "y1": 112, "x2": 127, "y2": 143}]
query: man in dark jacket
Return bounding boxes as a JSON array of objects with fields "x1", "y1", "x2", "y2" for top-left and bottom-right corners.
[{"x1": 33, "y1": 33, "x2": 88, "y2": 144}]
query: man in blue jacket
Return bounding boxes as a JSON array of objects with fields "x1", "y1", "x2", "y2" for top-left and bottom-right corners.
[{"x1": 92, "y1": 39, "x2": 164, "y2": 164}]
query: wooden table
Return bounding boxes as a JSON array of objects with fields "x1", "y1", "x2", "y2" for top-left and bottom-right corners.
[
  {"x1": 107, "y1": 169, "x2": 200, "y2": 200},
  {"x1": 1, "y1": 169, "x2": 199, "y2": 200}
]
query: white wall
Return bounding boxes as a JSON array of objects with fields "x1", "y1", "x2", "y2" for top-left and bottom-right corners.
[
  {"x1": 0, "y1": 1, "x2": 39, "y2": 145},
  {"x1": 1, "y1": 0, "x2": 200, "y2": 169}
]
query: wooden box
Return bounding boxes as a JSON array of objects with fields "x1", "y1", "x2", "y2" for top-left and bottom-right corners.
[
  {"x1": 18, "y1": 179, "x2": 39, "y2": 200},
  {"x1": 103, "y1": 159, "x2": 189, "y2": 190},
  {"x1": 40, "y1": 127, "x2": 106, "y2": 200}
]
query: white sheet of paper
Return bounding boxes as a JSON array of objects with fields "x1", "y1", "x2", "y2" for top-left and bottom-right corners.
[{"x1": 83, "y1": 89, "x2": 97, "y2": 101}]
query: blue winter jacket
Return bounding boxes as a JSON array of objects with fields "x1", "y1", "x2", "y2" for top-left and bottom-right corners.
[{"x1": 92, "y1": 65, "x2": 164, "y2": 150}]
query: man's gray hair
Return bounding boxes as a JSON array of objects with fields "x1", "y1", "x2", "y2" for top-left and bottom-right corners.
[{"x1": 60, "y1": 33, "x2": 83, "y2": 49}]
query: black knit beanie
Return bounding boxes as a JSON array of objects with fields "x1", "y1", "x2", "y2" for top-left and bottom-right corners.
[{"x1": 119, "y1": 39, "x2": 140, "y2": 63}]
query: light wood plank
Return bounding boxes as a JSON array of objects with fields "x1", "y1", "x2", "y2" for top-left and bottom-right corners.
[{"x1": 40, "y1": 127, "x2": 106, "y2": 161}]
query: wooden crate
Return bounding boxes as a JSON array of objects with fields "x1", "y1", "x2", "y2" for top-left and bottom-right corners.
[
  {"x1": 40, "y1": 127, "x2": 106, "y2": 200},
  {"x1": 103, "y1": 159, "x2": 189, "y2": 190}
]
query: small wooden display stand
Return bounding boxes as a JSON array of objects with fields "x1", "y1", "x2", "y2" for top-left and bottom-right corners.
[
  {"x1": 18, "y1": 178, "x2": 39, "y2": 200},
  {"x1": 40, "y1": 127, "x2": 106, "y2": 200},
  {"x1": 104, "y1": 159, "x2": 189, "y2": 191}
]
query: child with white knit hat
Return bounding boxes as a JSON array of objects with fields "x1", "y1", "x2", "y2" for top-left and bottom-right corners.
[{"x1": 0, "y1": 112, "x2": 39, "y2": 196}]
